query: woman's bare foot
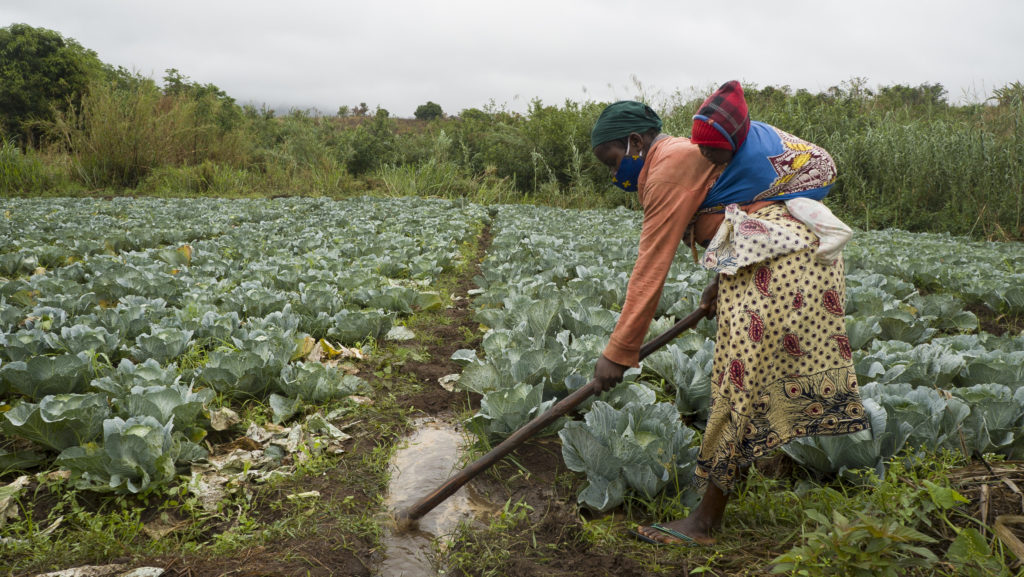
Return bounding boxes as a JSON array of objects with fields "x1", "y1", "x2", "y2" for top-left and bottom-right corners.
[
  {"x1": 635, "y1": 518, "x2": 716, "y2": 545},
  {"x1": 635, "y1": 481, "x2": 729, "y2": 545}
]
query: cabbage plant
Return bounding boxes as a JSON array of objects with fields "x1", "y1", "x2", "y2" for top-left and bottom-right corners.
[
  {"x1": 0, "y1": 328, "x2": 55, "y2": 362},
  {"x1": 130, "y1": 326, "x2": 194, "y2": 365},
  {"x1": 782, "y1": 398, "x2": 911, "y2": 481},
  {"x1": 1, "y1": 393, "x2": 110, "y2": 450},
  {"x1": 860, "y1": 382, "x2": 970, "y2": 453},
  {"x1": 55, "y1": 323, "x2": 121, "y2": 357},
  {"x1": 199, "y1": 350, "x2": 281, "y2": 399},
  {"x1": 0, "y1": 352, "x2": 92, "y2": 399},
  {"x1": 467, "y1": 383, "x2": 561, "y2": 443},
  {"x1": 641, "y1": 339, "x2": 714, "y2": 424},
  {"x1": 559, "y1": 400, "x2": 698, "y2": 512},
  {"x1": 171, "y1": 308, "x2": 240, "y2": 343},
  {"x1": 56, "y1": 416, "x2": 176, "y2": 494},
  {"x1": 958, "y1": 350, "x2": 1024, "y2": 387},
  {"x1": 952, "y1": 384, "x2": 1024, "y2": 457},
  {"x1": 117, "y1": 383, "x2": 212, "y2": 428},
  {"x1": 90, "y1": 358, "x2": 180, "y2": 397},
  {"x1": 278, "y1": 362, "x2": 367, "y2": 403},
  {"x1": 455, "y1": 326, "x2": 596, "y2": 398},
  {"x1": 325, "y1": 309, "x2": 393, "y2": 344}
]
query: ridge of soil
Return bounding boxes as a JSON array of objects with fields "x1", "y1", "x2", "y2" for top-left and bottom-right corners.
[{"x1": 392, "y1": 266, "x2": 484, "y2": 417}]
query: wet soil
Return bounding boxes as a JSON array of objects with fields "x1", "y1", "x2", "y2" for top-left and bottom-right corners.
[
  {"x1": 381, "y1": 418, "x2": 499, "y2": 577},
  {"x1": 148, "y1": 423, "x2": 390, "y2": 577},
  {"x1": 456, "y1": 438, "x2": 654, "y2": 577},
  {"x1": 394, "y1": 298, "x2": 481, "y2": 416}
]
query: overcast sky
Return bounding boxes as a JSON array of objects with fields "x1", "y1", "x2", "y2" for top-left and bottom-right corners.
[{"x1": 6, "y1": 1, "x2": 1023, "y2": 117}]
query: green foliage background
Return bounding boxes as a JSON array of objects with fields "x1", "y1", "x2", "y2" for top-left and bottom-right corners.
[
  {"x1": 2, "y1": 24, "x2": 1023, "y2": 240},
  {"x1": 0, "y1": 23, "x2": 103, "y2": 139}
]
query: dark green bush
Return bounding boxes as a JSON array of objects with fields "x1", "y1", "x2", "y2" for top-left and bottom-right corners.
[{"x1": 414, "y1": 101, "x2": 444, "y2": 121}]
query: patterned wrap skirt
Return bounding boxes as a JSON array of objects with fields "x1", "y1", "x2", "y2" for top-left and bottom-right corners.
[{"x1": 694, "y1": 203, "x2": 870, "y2": 494}]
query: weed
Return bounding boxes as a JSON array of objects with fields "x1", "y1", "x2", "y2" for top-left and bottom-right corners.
[
  {"x1": 440, "y1": 499, "x2": 534, "y2": 576},
  {"x1": 3, "y1": 482, "x2": 150, "y2": 574},
  {"x1": 770, "y1": 509, "x2": 938, "y2": 576}
]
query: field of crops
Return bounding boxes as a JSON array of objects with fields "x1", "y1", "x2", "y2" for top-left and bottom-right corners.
[{"x1": 2, "y1": 196, "x2": 1023, "y2": 576}]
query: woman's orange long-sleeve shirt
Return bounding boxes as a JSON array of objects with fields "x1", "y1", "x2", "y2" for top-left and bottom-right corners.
[{"x1": 601, "y1": 136, "x2": 722, "y2": 367}]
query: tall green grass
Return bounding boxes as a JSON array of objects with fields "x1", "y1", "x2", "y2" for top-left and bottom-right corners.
[
  {"x1": 378, "y1": 130, "x2": 519, "y2": 203},
  {"x1": 0, "y1": 139, "x2": 67, "y2": 195},
  {"x1": 136, "y1": 160, "x2": 251, "y2": 197},
  {"x1": 826, "y1": 115, "x2": 1023, "y2": 238},
  {"x1": 8, "y1": 75, "x2": 1024, "y2": 239}
]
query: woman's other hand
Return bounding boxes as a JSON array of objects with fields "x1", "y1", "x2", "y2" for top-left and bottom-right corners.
[{"x1": 593, "y1": 354, "x2": 628, "y2": 391}]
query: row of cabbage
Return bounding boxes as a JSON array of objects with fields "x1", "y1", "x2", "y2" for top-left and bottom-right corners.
[
  {"x1": 0, "y1": 198, "x2": 256, "y2": 277},
  {"x1": 0, "y1": 197, "x2": 488, "y2": 493},
  {"x1": 454, "y1": 205, "x2": 714, "y2": 511},
  {"x1": 844, "y1": 228, "x2": 1024, "y2": 316},
  {"x1": 455, "y1": 204, "x2": 1024, "y2": 511}
]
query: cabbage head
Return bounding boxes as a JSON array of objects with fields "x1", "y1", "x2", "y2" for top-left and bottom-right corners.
[{"x1": 559, "y1": 400, "x2": 698, "y2": 512}]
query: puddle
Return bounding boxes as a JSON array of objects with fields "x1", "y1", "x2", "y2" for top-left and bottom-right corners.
[{"x1": 378, "y1": 418, "x2": 498, "y2": 577}]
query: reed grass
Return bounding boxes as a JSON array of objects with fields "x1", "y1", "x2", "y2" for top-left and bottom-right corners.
[
  {"x1": 0, "y1": 139, "x2": 66, "y2": 195},
  {"x1": 46, "y1": 79, "x2": 251, "y2": 189}
]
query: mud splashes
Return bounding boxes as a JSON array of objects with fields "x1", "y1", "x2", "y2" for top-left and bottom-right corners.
[{"x1": 379, "y1": 418, "x2": 497, "y2": 577}]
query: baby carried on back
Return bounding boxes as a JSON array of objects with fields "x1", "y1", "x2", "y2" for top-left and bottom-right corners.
[{"x1": 690, "y1": 81, "x2": 852, "y2": 268}]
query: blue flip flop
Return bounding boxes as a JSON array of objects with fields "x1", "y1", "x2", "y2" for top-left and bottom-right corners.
[
  {"x1": 627, "y1": 527, "x2": 662, "y2": 545},
  {"x1": 629, "y1": 523, "x2": 704, "y2": 546}
]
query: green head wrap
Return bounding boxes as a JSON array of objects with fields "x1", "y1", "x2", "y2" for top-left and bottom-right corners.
[{"x1": 590, "y1": 101, "x2": 663, "y2": 149}]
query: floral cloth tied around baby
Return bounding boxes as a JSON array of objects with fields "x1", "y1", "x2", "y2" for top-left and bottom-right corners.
[{"x1": 701, "y1": 203, "x2": 811, "y2": 275}]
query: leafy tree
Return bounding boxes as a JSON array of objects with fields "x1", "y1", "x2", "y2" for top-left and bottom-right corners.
[
  {"x1": 163, "y1": 68, "x2": 230, "y2": 100},
  {"x1": 102, "y1": 64, "x2": 156, "y2": 93},
  {"x1": 345, "y1": 106, "x2": 395, "y2": 174},
  {"x1": 745, "y1": 84, "x2": 792, "y2": 110},
  {"x1": 161, "y1": 68, "x2": 243, "y2": 131},
  {"x1": 414, "y1": 101, "x2": 444, "y2": 121},
  {"x1": 0, "y1": 23, "x2": 103, "y2": 140},
  {"x1": 877, "y1": 83, "x2": 948, "y2": 109},
  {"x1": 826, "y1": 76, "x2": 874, "y2": 101}
]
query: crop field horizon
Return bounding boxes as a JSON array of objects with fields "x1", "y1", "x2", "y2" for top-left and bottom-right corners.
[{"x1": 1, "y1": 196, "x2": 1023, "y2": 577}]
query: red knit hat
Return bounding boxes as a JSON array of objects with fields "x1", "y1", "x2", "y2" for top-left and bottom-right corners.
[{"x1": 691, "y1": 81, "x2": 750, "y2": 151}]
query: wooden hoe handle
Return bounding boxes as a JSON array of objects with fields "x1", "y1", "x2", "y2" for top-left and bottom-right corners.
[{"x1": 395, "y1": 305, "x2": 710, "y2": 525}]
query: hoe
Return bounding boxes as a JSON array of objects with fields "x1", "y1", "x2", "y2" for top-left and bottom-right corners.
[{"x1": 394, "y1": 304, "x2": 711, "y2": 529}]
